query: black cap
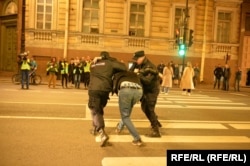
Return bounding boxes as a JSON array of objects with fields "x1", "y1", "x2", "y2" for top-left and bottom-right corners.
[
  {"x1": 133, "y1": 50, "x2": 144, "y2": 60},
  {"x1": 100, "y1": 51, "x2": 110, "y2": 59}
]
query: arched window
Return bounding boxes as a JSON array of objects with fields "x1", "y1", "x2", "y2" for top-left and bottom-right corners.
[{"x1": 5, "y1": 1, "x2": 17, "y2": 15}]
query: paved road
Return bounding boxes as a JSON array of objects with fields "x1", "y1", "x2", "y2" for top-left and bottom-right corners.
[{"x1": 0, "y1": 82, "x2": 250, "y2": 166}]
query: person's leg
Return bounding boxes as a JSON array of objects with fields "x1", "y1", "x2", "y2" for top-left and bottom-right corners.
[
  {"x1": 21, "y1": 70, "x2": 25, "y2": 89},
  {"x1": 118, "y1": 88, "x2": 141, "y2": 141},
  {"x1": 214, "y1": 78, "x2": 217, "y2": 89},
  {"x1": 88, "y1": 91, "x2": 109, "y2": 147},
  {"x1": 52, "y1": 73, "x2": 56, "y2": 88},
  {"x1": 142, "y1": 92, "x2": 161, "y2": 137},
  {"x1": 61, "y1": 74, "x2": 64, "y2": 87},
  {"x1": 48, "y1": 73, "x2": 52, "y2": 88},
  {"x1": 25, "y1": 70, "x2": 29, "y2": 89}
]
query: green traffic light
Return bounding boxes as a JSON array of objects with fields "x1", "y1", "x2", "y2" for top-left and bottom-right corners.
[
  {"x1": 178, "y1": 50, "x2": 185, "y2": 56},
  {"x1": 178, "y1": 44, "x2": 185, "y2": 56},
  {"x1": 180, "y1": 44, "x2": 185, "y2": 49}
]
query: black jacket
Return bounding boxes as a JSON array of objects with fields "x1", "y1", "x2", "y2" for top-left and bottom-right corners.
[
  {"x1": 137, "y1": 57, "x2": 160, "y2": 93},
  {"x1": 214, "y1": 67, "x2": 223, "y2": 79},
  {"x1": 112, "y1": 71, "x2": 142, "y2": 95},
  {"x1": 88, "y1": 58, "x2": 126, "y2": 92}
]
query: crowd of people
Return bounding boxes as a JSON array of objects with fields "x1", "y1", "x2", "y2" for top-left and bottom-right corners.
[
  {"x1": 46, "y1": 56, "x2": 92, "y2": 89},
  {"x1": 157, "y1": 61, "x2": 243, "y2": 95},
  {"x1": 213, "y1": 64, "x2": 242, "y2": 91},
  {"x1": 157, "y1": 61, "x2": 199, "y2": 96}
]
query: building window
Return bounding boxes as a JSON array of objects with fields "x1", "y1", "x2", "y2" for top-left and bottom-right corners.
[
  {"x1": 246, "y1": 13, "x2": 250, "y2": 31},
  {"x1": 217, "y1": 12, "x2": 231, "y2": 43},
  {"x1": 36, "y1": 0, "x2": 52, "y2": 30},
  {"x1": 5, "y1": 1, "x2": 18, "y2": 15},
  {"x1": 82, "y1": 0, "x2": 99, "y2": 34},
  {"x1": 129, "y1": 3, "x2": 145, "y2": 37},
  {"x1": 174, "y1": 8, "x2": 186, "y2": 36}
]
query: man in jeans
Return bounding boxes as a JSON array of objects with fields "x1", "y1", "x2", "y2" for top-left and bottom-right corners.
[
  {"x1": 113, "y1": 71, "x2": 143, "y2": 146},
  {"x1": 88, "y1": 51, "x2": 126, "y2": 147}
]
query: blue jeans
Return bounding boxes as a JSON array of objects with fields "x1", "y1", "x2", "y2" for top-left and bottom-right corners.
[
  {"x1": 74, "y1": 74, "x2": 81, "y2": 88},
  {"x1": 21, "y1": 69, "x2": 29, "y2": 89},
  {"x1": 117, "y1": 87, "x2": 143, "y2": 141}
]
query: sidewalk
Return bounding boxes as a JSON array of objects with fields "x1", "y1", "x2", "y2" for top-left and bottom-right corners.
[{"x1": 1, "y1": 76, "x2": 250, "y2": 93}]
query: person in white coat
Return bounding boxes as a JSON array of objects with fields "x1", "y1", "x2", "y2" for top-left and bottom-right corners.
[
  {"x1": 161, "y1": 62, "x2": 173, "y2": 94},
  {"x1": 180, "y1": 61, "x2": 194, "y2": 96}
]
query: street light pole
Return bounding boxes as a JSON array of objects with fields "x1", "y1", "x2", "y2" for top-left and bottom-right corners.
[{"x1": 21, "y1": 0, "x2": 26, "y2": 53}]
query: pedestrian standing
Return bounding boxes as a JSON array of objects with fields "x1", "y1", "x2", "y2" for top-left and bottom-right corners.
[
  {"x1": 213, "y1": 64, "x2": 223, "y2": 89},
  {"x1": 131, "y1": 50, "x2": 161, "y2": 137},
  {"x1": 47, "y1": 57, "x2": 58, "y2": 88},
  {"x1": 74, "y1": 62, "x2": 82, "y2": 89},
  {"x1": 173, "y1": 63, "x2": 179, "y2": 85},
  {"x1": 234, "y1": 67, "x2": 242, "y2": 92},
  {"x1": 19, "y1": 52, "x2": 31, "y2": 89},
  {"x1": 193, "y1": 63, "x2": 200, "y2": 87},
  {"x1": 180, "y1": 61, "x2": 194, "y2": 96},
  {"x1": 60, "y1": 58, "x2": 69, "y2": 88},
  {"x1": 83, "y1": 56, "x2": 91, "y2": 89},
  {"x1": 68, "y1": 58, "x2": 75, "y2": 87},
  {"x1": 88, "y1": 51, "x2": 126, "y2": 147},
  {"x1": 161, "y1": 62, "x2": 173, "y2": 94},
  {"x1": 222, "y1": 64, "x2": 231, "y2": 91},
  {"x1": 113, "y1": 71, "x2": 143, "y2": 146}
]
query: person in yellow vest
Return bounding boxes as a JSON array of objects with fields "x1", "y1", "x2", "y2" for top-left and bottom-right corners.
[
  {"x1": 83, "y1": 56, "x2": 91, "y2": 89},
  {"x1": 47, "y1": 57, "x2": 58, "y2": 88},
  {"x1": 20, "y1": 52, "x2": 31, "y2": 89},
  {"x1": 60, "y1": 58, "x2": 69, "y2": 88}
]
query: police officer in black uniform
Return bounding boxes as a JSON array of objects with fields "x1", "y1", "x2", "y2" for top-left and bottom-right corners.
[
  {"x1": 88, "y1": 51, "x2": 126, "y2": 147},
  {"x1": 131, "y1": 50, "x2": 161, "y2": 137}
]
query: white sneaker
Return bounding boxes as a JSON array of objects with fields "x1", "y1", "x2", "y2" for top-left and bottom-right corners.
[{"x1": 187, "y1": 93, "x2": 191, "y2": 96}]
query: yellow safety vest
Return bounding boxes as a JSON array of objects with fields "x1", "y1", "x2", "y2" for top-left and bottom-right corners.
[{"x1": 21, "y1": 59, "x2": 31, "y2": 70}]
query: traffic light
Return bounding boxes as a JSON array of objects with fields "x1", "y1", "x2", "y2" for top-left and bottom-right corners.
[
  {"x1": 188, "y1": 29, "x2": 194, "y2": 47},
  {"x1": 175, "y1": 28, "x2": 180, "y2": 45},
  {"x1": 178, "y1": 44, "x2": 186, "y2": 56}
]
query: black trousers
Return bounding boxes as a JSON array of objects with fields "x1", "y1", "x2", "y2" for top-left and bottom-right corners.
[
  {"x1": 88, "y1": 90, "x2": 109, "y2": 131},
  {"x1": 141, "y1": 89, "x2": 159, "y2": 128},
  {"x1": 84, "y1": 72, "x2": 90, "y2": 87},
  {"x1": 61, "y1": 74, "x2": 68, "y2": 87}
]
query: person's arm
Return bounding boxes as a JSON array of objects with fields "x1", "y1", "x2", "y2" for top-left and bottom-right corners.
[{"x1": 138, "y1": 66, "x2": 159, "y2": 85}]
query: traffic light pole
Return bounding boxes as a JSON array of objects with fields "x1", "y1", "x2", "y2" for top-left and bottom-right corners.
[
  {"x1": 21, "y1": 0, "x2": 26, "y2": 53},
  {"x1": 182, "y1": 0, "x2": 189, "y2": 74}
]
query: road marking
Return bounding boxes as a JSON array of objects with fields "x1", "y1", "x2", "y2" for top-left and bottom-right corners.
[
  {"x1": 159, "y1": 96, "x2": 220, "y2": 99},
  {"x1": 174, "y1": 101, "x2": 246, "y2": 105},
  {"x1": 230, "y1": 93, "x2": 248, "y2": 97},
  {"x1": 0, "y1": 101, "x2": 85, "y2": 106},
  {"x1": 102, "y1": 157, "x2": 165, "y2": 166},
  {"x1": 0, "y1": 115, "x2": 85, "y2": 121},
  {"x1": 1, "y1": 115, "x2": 250, "y2": 126},
  {"x1": 3, "y1": 89, "x2": 19, "y2": 91},
  {"x1": 186, "y1": 105, "x2": 250, "y2": 110},
  {"x1": 229, "y1": 124, "x2": 250, "y2": 129},
  {"x1": 105, "y1": 121, "x2": 227, "y2": 129},
  {"x1": 105, "y1": 103, "x2": 250, "y2": 110},
  {"x1": 96, "y1": 135, "x2": 250, "y2": 143},
  {"x1": 167, "y1": 98, "x2": 231, "y2": 102}
]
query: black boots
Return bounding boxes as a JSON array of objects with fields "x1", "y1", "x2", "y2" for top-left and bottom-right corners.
[
  {"x1": 99, "y1": 128, "x2": 109, "y2": 147},
  {"x1": 145, "y1": 126, "x2": 161, "y2": 138}
]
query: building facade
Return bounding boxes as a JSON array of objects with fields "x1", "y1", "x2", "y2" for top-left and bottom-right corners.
[{"x1": 0, "y1": 0, "x2": 249, "y2": 85}]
